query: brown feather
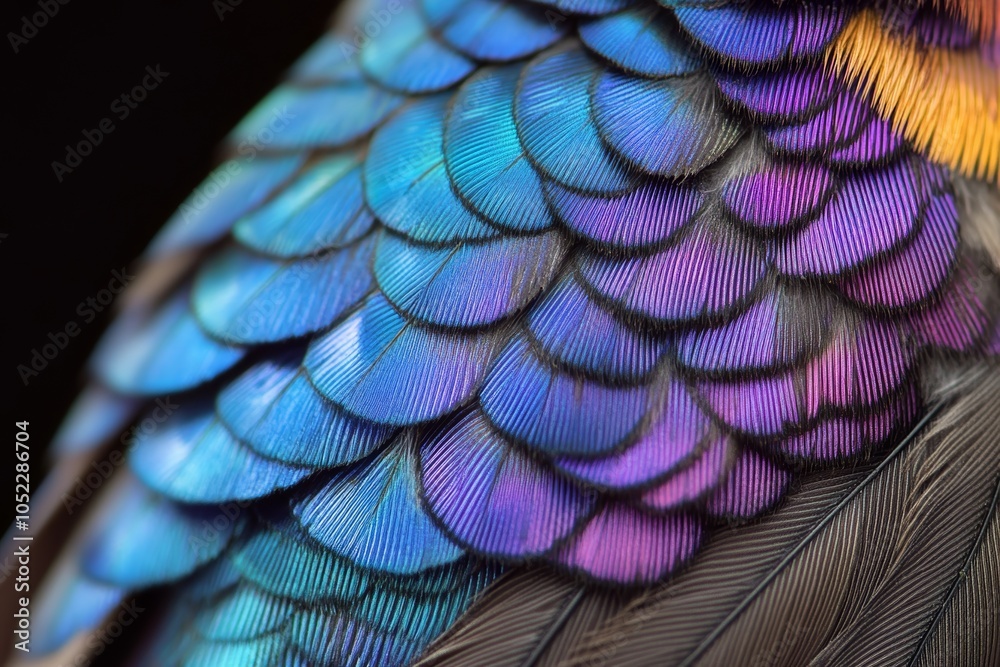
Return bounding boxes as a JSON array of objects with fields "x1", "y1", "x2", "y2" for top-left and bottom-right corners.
[
  {"x1": 914, "y1": 479, "x2": 1000, "y2": 667},
  {"x1": 415, "y1": 569, "x2": 583, "y2": 667}
]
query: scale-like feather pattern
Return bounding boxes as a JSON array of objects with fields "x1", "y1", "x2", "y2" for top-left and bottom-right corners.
[
  {"x1": 528, "y1": 272, "x2": 666, "y2": 381},
  {"x1": 294, "y1": 439, "x2": 464, "y2": 573},
  {"x1": 28, "y1": 1, "x2": 1000, "y2": 665},
  {"x1": 593, "y1": 71, "x2": 743, "y2": 177},
  {"x1": 580, "y1": 5, "x2": 700, "y2": 78},
  {"x1": 80, "y1": 473, "x2": 236, "y2": 588},
  {"x1": 91, "y1": 288, "x2": 245, "y2": 395},
  {"x1": 514, "y1": 44, "x2": 633, "y2": 193},
  {"x1": 218, "y1": 351, "x2": 396, "y2": 467},
  {"x1": 672, "y1": 3, "x2": 847, "y2": 65},
  {"x1": 717, "y1": 66, "x2": 838, "y2": 120},
  {"x1": 640, "y1": 437, "x2": 736, "y2": 511},
  {"x1": 231, "y1": 82, "x2": 403, "y2": 149},
  {"x1": 360, "y1": 7, "x2": 475, "y2": 93},
  {"x1": 305, "y1": 294, "x2": 505, "y2": 425},
  {"x1": 148, "y1": 156, "x2": 305, "y2": 257},
  {"x1": 555, "y1": 503, "x2": 702, "y2": 584},
  {"x1": 129, "y1": 401, "x2": 312, "y2": 503},
  {"x1": 444, "y1": 64, "x2": 553, "y2": 233},
  {"x1": 422, "y1": 0, "x2": 568, "y2": 61},
  {"x1": 547, "y1": 178, "x2": 702, "y2": 248},
  {"x1": 721, "y1": 160, "x2": 834, "y2": 230},
  {"x1": 481, "y1": 336, "x2": 654, "y2": 456},
  {"x1": 193, "y1": 237, "x2": 376, "y2": 343},
  {"x1": 366, "y1": 96, "x2": 498, "y2": 243},
  {"x1": 375, "y1": 229, "x2": 566, "y2": 327},
  {"x1": 233, "y1": 154, "x2": 375, "y2": 258},
  {"x1": 420, "y1": 409, "x2": 595, "y2": 557},
  {"x1": 552, "y1": 379, "x2": 712, "y2": 489},
  {"x1": 578, "y1": 213, "x2": 768, "y2": 323}
]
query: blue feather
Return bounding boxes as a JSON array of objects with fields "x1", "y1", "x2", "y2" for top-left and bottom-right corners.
[
  {"x1": 192, "y1": 237, "x2": 375, "y2": 344},
  {"x1": 514, "y1": 44, "x2": 634, "y2": 193},
  {"x1": 294, "y1": 437, "x2": 464, "y2": 574},
  {"x1": 81, "y1": 473, "x2": 237, "y2": 588},
  {"x1": 148, "y1": 155, "x2": 304, "y2": 258},
  {"x1": 360, "y1": 7, "x2": 474, "y2": 93},
  {"x1": 30, "y1": 559, "x2": 125, "y2": 655},
  {"x1": 230, "y1": 82, "x2": 403, "y2": 150},
  {"x1": 444, "y1": 64, "x2": 553, "y2": 232},
  {"x1": 91, "y1": 288, "x2": 245, "y2": 395},
  {"x1": 233, "y1": 154, "x2": 375, "y2": 258},
  {"x1": 423, "y1": 0, "x2": 568, "y2": 61},
  {"x1": 527, "y1": 272, "x2": 667, "y2": 381},
  {"x1": 592, "y1": 70, "x2": 743, "y2": 176},
  {"x1": 218, "y1": 350, "x2": 396, "y2": 467},
  {"x1": 129, "y1": 401, "x2": 312, "y2": 503},
  {"x1": 195, "y1": 583, "x2": 296, "y2": 641},
  {"x1": 305, "y1": 294, "x2": 506, "y2": 425},
  {"x1": 374, "y1": 228, "x2": 566, "y2": 328},
  {"x1": 365, "y1": 95, "x2": 498, "y2": 243},
  {"x1": 481, "y1": 336, "x2": 654, "y2": 456},
  {"x1": 233, "y1": 522, "x2": 371, "y2": 601},
  {"x1": 52, "y1": 384, "x2": 139, "y2": 454},
  {"x1": 580, "y1": 5, "x2": 701, "y2": 77}
]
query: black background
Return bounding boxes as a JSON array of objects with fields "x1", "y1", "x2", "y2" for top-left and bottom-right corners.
[{"x1": 5, "y1": 0, "x2": 339, "y2": 479}]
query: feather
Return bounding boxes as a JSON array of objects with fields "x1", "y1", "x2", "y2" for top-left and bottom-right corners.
[
  {"x1": 773, "y1": 156, "x2": 929, "y2": 278},
  {"x1": 293, "y1": 435, "x2": 464, "y2": 574},
  {"x1": 592, "y1": 70, "x2": 743, "y2": 177},
  {"x1": 444, "y1": 64, "x2": 553, "y2": 233},
  {"x1": 192, "y1": 236, "x2": 376, "y2": 344},
  {"x1": 545, "y1": 177, "x2": 703, "y2": 249},
  {"x1": 527, "y1": 272, "x2": 668, "y2": 383},
  {"x1": 229, "y1": 80, "x2": 403, "y2": 150},
  {"x1": 559, "y1": 369, "x2": 1000, "y2": 666},
  {"x1": 365, "y1": 95, "x2": 498, "y2": 243},
  {"x1": 514, "y1": 43, "x2": 633, "y2": 194},
  {"x1": 671, "y1": 3, "x2": 848, "y2": 66},
  {"x1": 129, "y1": 400, "x2": 312, "y2": 503},
  {"x1": 374, "y1": 228, "x2": 566, "y2": 328},
  {"x1": 24, "y1": 2, "x2": 1000, "y2": 665},
  {"x1": 419, "y1": 408, "x2": 595, "y2": 559},
  {"x1": 90, "y1": 287, "x2": 245, "y2": 396},
  {"x1": 413, "y1": 569, "x2": 591, "y2": 667},
  {"x1": 232, "y1": 153, "x2": 375, "y2": 258},
  {"x1": 579, "y1": 5, "x2": 700, "y2": 78},
  {"x1": 423, "y1": 0, "x2": 568, "y2": 62},
  {"x1": 217, "y1": 350, "x2": 396, "y2": 468},
  {"x1": 480, "y1": 335, "x2": 655, "y2": 457},
  {"x1": 829, "y1": 9, "x2": 1000, "y2": 182},
  {"x1": 146, "y1": 155, "x2": 305, "y2": 258},
  {"x1": 716, "y1": 66, "x2": 839, "y2": 122},
  {"x1": 305, "y1": 294, "x2": 507, "y2": 425},
  {"x1": 578, "y1": 211, "x2": 768, "y2": 325},
  {"x1": 359, "y1": 5, "x2": 474, "y2": 93}
]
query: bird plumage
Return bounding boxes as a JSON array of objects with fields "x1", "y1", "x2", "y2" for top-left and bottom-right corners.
[{"x1": 10, "y1": 0, "x2": 1000, "y2": 665}]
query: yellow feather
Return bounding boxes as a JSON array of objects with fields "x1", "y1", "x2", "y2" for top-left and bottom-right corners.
[{"x1": 828, "y1": 10, "x2": 999, "y2": 183}]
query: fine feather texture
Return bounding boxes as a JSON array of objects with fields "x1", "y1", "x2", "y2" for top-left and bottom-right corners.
[
  {"x1": 830, "y1": 10, "x2": 1000, "y2": 182},
  {"x1": 417, "y1": 368, "x2": 1000, "y2": 665},
  {"x1": 556, "y1": 369, "x2": 1000, "y2": 666},
  {"x1": 17, "y1": 0, "x2": 1000, "y2": 664}
]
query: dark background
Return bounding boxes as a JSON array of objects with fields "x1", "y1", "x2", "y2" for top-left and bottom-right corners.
[{"x1": 5, "y1": 0, "x2": 339, "y2": 476}]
